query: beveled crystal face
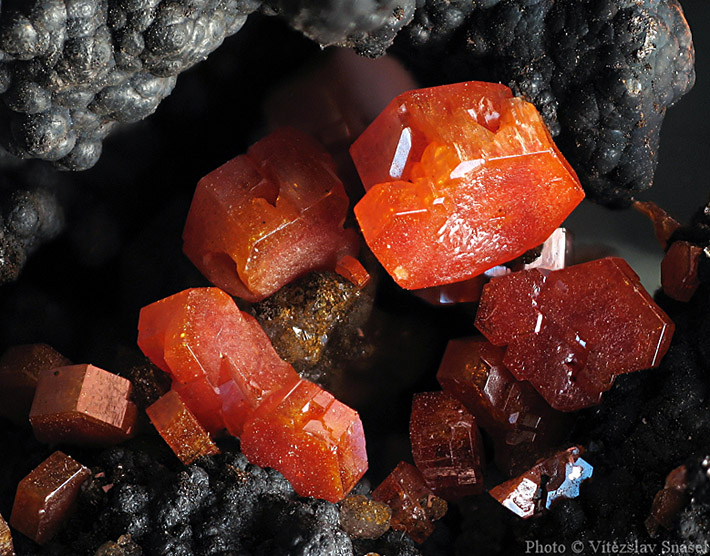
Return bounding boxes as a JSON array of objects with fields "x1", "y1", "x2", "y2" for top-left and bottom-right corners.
[
  {"x1": 350, "y1": 81, "x2": 584, "y2": 290},
  {"x1": 475, "y1": 257, "x2": 675, "y2": 411}
]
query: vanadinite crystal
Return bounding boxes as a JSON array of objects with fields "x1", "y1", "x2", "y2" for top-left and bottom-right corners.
[
  {"x1": 10, "y1": 451, "x2": 90, "y2": 545},
  {"x1": 350, "y1": 81, "x2": 584, "y2": 289},
  {"x1": 240, "y1": 378, "x2": 368, "y2": 503},
  {"x1": 409, "y1": 392, "x2": 483, "y2": 500},
  {"x1": 0, "y1": 344, "x2": 70, "y2": 425},
  {"x1": 29, "y1": 364, "x2": 137, "y2": 446},
  {"x1": 645, "y1": 464, "x2": 689, "y2": 536},
  {"x1": 146, "y1": 390, "x2": 220, "y2": 465},
  {"x1": 371, "y1": 461, "x2": 447, "y2": 543},
  {"x1": 475, "y1": 257, "x2": 675, "y2": 411},
  {"x1": 437, "y1": 338, "x2": 564, "y2": 476},
  {"x1": 661, "y1": 241, "x2": 702, "y2": 302},
  {"x1": 489, "y1": 446, "x2": 593, "y2": 519},
  {"x1": 183, "y1": 127, "x2": 358, "y2": 302}
]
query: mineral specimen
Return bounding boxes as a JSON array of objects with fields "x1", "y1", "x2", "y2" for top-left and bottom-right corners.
[
  {"x1": 145, "y1": 390, "x2": 220, "y2": 465},
  {"x1": 633, "y1": 201, "x2": 681, "y2": 249},
  {"x1": 371, "y1": 461, "x2": 447, "y2": 543},
  {"x1": 338, "y1": 494, "x2": 392, "y2": 540},
  {"x1": 409, "y1": 391, "x2": 484, "y2": 499},
  {"x1": 182, "y1": 127, "x2": 359, "y2": 302},
  {"x1": 29, "y1": 364, "x2": 137, "y2": 446},
  {"x1": 661, "y1": 241, "x2": 702, "y2": 302},
  {"x1": 646, "y1": 464, "x2": 689, "y2": 536},
  {"x1": 10, "y1": 451, "x2": 91, "y2": 545},
  {"x1": 350, "y1": 81, "x2": 584, "y2": 289},
  {"x1": 335, "y1": 255, "x2": 371, "y2": 289},
  {"x1": 0, "y1": 343, "x2": 70, "y2": 425},
  {"x1": 436, "y1": 337, "x2": 564, "y2": 476},
  {"x1": 475, "y1": 257, "x2": 675, "y2": 411},
  {"x1": 0, "y1": 514, "x2": 13, "y2": 556},
  {"x1": 489, "y1": 447, "x2": 593, "y2": 518},
  {"x1": 240, "y1": 378, "x2": 368, "y2": 503}
]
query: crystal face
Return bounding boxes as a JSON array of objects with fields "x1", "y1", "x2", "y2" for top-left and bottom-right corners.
[
  {"x1": 437, "y1": 337, "x2": 564, "y2": 476},
  {"x1": 29, "y1": 364, "x2": 137, "y2": 446},
  {"x1": 371, "y1": 461, "x2": 447, "y2": 543},
  {"x1": 661, "y1": 241, "x2": 702, "y2": 302},
  {"x1": 10, "y1": 451, "x2": 90, "y2": 545},
  {"x1": 489, "y1": 446, "x2": 593, "y2": 518},
  {"x1": 409, "y1": 391, "x2": 484, "y2": 500},
  {"x1": 475, "y1": 257, "x2": 675, "y2": 411},
  {"x1": 240, "y1": 378, "x2": 368, "y2": 503},
  {"x1": 183, "y1": 127, "x2": 359, "y2": 302},
  {"x1": 350, "y1": 81, "x2": 584, "y2": 290},
  {"x1": 146, "y1": 390, "x2": 221, "y2": 465}
]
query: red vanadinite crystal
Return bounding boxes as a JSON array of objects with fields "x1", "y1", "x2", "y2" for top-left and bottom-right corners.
[
  {"x1": 475, "y1": 257, "x2": 675, "y2": 411},
  {"x1": 409, "y1": 391, "x2": 484, "y2": 500},
  {"x1": 29, "y1": 364, "x2": 137, "y2": 446},
  {"x1": 241, "y1": 378, "x2": 368, "y2": 503},
  {"x1": 371, "y1": 461, "x2": 447, "y2": 543},
  {"x1": 137, "y1": 287, "x2": 298, "y2": 435},
  {"x1": 183, "y1": 127, "x2": 359, "y2": 302},
  {"x1": 146, "y1": 390, "x2": 220, "y2": 465},
  {"x1": 489, "y1": 446, "x2": 592, "y2": 518},
  {"x1": 437, "y1": 337, "x2": 565, "y2": 476},
  {"x1": 350, "y1": 81, "x2": 584, "y2": 290},
  {"x1": 645, "y1": 464, "x2": 689, "y2": 535},
  {"x1": 10, "y1": 451, "x2": 90, "y2": 545},
  {"x1": 661, "y1": 241, "x2": 703, "y2": 302}
]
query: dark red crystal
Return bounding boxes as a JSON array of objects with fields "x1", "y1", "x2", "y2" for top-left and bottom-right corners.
[
  {"x1": 661, "y1": 241, "x2": 702, "y2": 302},
  {"x1": 645, "y1": 464, "x2": 689, "y2": 536}
]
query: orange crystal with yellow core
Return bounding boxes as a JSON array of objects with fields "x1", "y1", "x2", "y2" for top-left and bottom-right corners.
[
  {"x1": 183, "y1": 127, "x2": 359, "y2": 302},
  {"x1": 241, "y1": 378, "x2": 368, "y2": 503},
  {"x1": 351, "y1": 81, "x2": 584, "y2": 289}
]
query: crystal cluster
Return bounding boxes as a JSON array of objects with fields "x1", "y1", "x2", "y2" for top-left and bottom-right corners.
[
  {"x1": 29, "y1": 364, "x2": 138, "y2": 446},
  {"x1": 183, "y1": 127, "x2": 359, "y2": 302},
  {"x1": 10, "y1": 451, "x2": 90, "y2": 545},
  {"x1": 437, "y1": 337, "x2": 564, "y2": 476},
  {"x1": 372, "y1": 462, "x2": 447, "y2": 543},
  {"x1": 489, "y1": 447, "x2": 593, "y2": 518},
  {"x1": 350, "y1": 81, "x2": 584, "y2": 289},
  {"x1": 409, "y1": 391, "x2": 484, "y2": 500},
  {"x1": 475, "y1": 257, "x2": 675, "y2": 411},
  {"x1": 137, "y1": 287, "x2": 367, "y2": 502}
]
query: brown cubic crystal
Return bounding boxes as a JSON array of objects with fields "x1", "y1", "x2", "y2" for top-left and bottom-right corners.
[
  {"x1": 645, "y1": 464, "x2": 689, "y2": 536},
  {"x1": 10, "y1": 451, "x2": 90, "y2": 545},
  {"x1": 437, "y1": 337, "x2": 565, "y2": 476},
  {"x1": 661, "y1": 241, "x2": 703, "y2": 302},
  {"x1": 339, "y1": 494, "x2": 392, "y2": 540},
  {"x1": 0, "y1": 344, "x2": 70, "y2": 425},
  {"x1": 372, "y1": 461, "x2": 447, "y2": 543},
  {"x1": 409, "y1": 392, "x2": 484, "y2": 499},
  {"x1": 146, "y1": 390, "x2": 220, "y2": 465},
  {"x1": 489, "y1": 446, "x2": 593, "y2": 518},
  {"x1": 0, "y1": 514, "x2": 13, "y2": 556},
  {"x1": 29, "y1": 364, "x2": 138, "y2": 446}
]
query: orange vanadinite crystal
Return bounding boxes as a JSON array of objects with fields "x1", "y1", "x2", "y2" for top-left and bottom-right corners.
[
  {"x1": 183, "y1": 127, "x2": 359, "y2": 302},
  {"x1": 241, "y1": 378, "x2": 368, "y2": 503},
  {"x1": 29, "y1": 364, "x2": 137, "y2": 446},
  {"x1": 146, "y1": 390, "x2": 220, "y2": 464},
  {"x1": 350, "y1": 81, "x2": 584, "y2": 289},
  {"x1": 10, "y1": 451, "x2": 90, "y2": 545},
  {"x1": 137, "y1": 287, "x2": 298, "y2": 435},
  {"x1": 335, "y1": 255, "x2": 371, "y2": 289}
]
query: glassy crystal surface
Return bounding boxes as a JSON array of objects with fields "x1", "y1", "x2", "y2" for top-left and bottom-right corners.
[
  {"x1": 409, "y1": 391, "x2": 484, "y2": 499},
  {"x1": 146, "y1": 390, "x2": 220, "y2": 465},
  {"x1": 29, "y1": 364, "x2": 137, "y2": 446},
  {"x1": 371, "y1": 461, "x2": 447, "y2": 543},
  {"x1": 437, "y1": 337, "x2": 564, "y2": 475},
  {"x1": 10, "y1": 451, "x2": 90, "y2": 545},
  {"x1": 351, "y1": 81, "x2": 584, "y2": 289},
  {"x1": 338, "y1": 494, "x2": 392, "y2": 540},
  {"x1": 335, "y1": 255, "x2": 371, "y2": 289},
  {"x1": 183, "y1": 127, "x2": 358, "y2": 302},
  {"x1": 662, "y1": 241, "x2": 702, "y2": 302},
  {"x1": 475, "y1": 258, "x2": 675, "y2": 411},
  {"x1": 0, "y1": 344, "x2": 70, "y2": 425},
  {"x1": 489, "y1": 447, "x2": 593, "y2": 518},
  {"x1": 241, "y1": 378, "x2": 368, "y2": 503}
]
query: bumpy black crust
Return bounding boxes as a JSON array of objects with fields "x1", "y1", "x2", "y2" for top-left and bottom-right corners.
[
  {"x1": 0, "y1": 0, "x2": 261, "y2": 171},
  {"x1": 396, "y1": 0, "x2": 695, "y2": 207}
]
